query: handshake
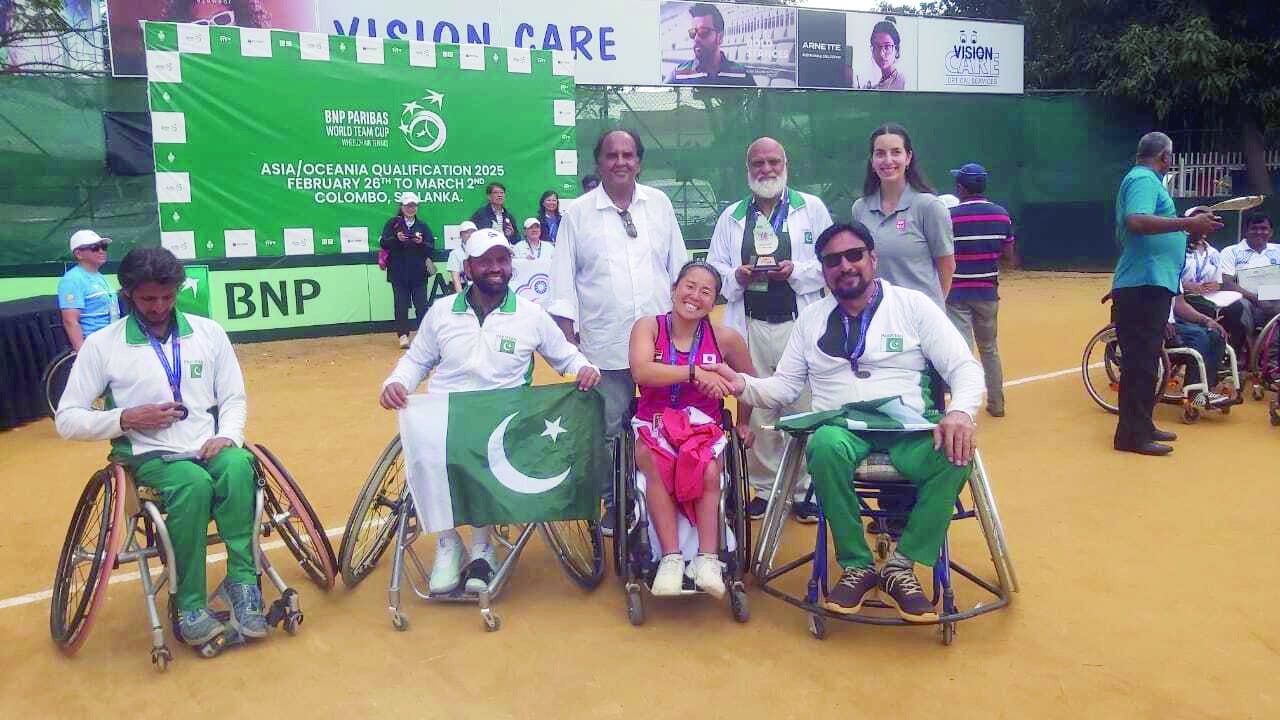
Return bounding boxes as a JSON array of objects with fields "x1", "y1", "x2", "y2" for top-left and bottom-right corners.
[{"x1": 690, "y1": 362, "x2": 746, "y2": 400}]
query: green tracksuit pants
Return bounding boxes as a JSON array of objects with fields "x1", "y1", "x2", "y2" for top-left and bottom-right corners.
[
  {"x1": 805, "y1": 426, "x2": 970, "y2": 569},
  {"x1": 134, "y1": 447, "x2": 258, "y2": 611}
]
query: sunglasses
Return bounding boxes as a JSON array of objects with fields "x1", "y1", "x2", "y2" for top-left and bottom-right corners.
[
  {"x1": 78, "y1": 243, "x2": 109, "y2": 253},
  {"x1": 618, "y1": 209, "x2": 638, "y2": 238},
  {"x1": 193, "y1": 10, "x2": 235, "y2": 26},
  {"x1": 688, "y1": 27, "x2": 719, "y2": 40},
  {"x1": 819, "y1": 247, "x2": 868, "y2": 268}
]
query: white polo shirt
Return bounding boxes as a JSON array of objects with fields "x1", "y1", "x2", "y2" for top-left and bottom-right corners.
[
  {"x1": 740, "y1": 280, "x2": 984, "y2": 421},
  {"x1": 383, "y1": 290, "x2": 593, "y2": 394},
  {"x1": 55, "y1": 312, "x2": 248, "y2": 457},
  {"x1": 1219, "y1": 240, "x2": 1280, "y2": 276},
  {"x1": 549, "y1": 183, "x2": 688, "y2": 370},
  {"x1": 707, "y1": 188, "x2": 834, "y2": 336}
]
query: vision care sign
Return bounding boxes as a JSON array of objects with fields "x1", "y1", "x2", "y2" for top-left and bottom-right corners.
[{"x1": 144, "y1": 21, "x2": 578, "y2": 262}]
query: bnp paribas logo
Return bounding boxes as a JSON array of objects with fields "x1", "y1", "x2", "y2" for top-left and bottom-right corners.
[{"x1": 399, "y1": 89, "x2": 447, "y2": 153}]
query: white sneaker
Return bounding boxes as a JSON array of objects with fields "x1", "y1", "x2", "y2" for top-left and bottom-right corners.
[
  {"x1": 651, "y1": 554, "x2": 685, "y2": 596},
  {"x1": 398, "y1": 334, "x2": 410, "y2": 349},
  {"x1": 429, "y1": 535, "x2": 465, "y2": 594},
  {"x1": 687, "y1": 553, "x2": 726, "y2": 599},
  {"x1": 464, "y1": 543, "x2": 498, "y2": 594}
]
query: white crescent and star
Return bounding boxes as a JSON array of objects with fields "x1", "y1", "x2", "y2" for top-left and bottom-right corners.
[{"x1": 486, "y1": 412, "x2": 571, "y2": 494}]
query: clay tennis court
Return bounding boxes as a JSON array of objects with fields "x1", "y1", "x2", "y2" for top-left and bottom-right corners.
[{"x1": 2, "y1": 271, "x2": 1276, "y2": 718}]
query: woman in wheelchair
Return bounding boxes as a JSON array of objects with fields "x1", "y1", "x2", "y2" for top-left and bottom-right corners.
[
  {"x1": 627, "y1": 261, "x2": 756, "y2": 597},
  {"x1": 55, "y1": 248, "x2": 267, "y2": 649},
  {"x1": 1169, "y1": 292, "x2": 1233, "y2": 408}
]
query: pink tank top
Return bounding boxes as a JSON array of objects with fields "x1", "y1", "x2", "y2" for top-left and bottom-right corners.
[{"x1": 636, "y1": 314, "x2": 723, "y2": 423}]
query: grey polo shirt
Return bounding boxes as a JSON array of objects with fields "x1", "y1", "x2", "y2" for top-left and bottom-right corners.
[{"x1": 851, "y1": 185, "x2": 955, "y2": 308}]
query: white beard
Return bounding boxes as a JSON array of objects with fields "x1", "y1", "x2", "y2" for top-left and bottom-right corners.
[{"x1": 748, "y1": 171, "x2": 787, "y2": 201}]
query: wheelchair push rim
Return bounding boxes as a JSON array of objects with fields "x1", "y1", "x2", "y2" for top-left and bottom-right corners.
[
  {"x1": 42, "y1": 349, "x2": 76, "y2": 418},
  {"x1": 338, "y1": 435, "x2": 407, "y2": 588},
  {"x1": 540, "y1": 519, "x2": 606, "y2": 591},
  {"x1": 249, "y1": 443, "x2": 338, "y2": 591},
  {"x1": 50, "y1": 465, "x2": 125, "y2": 655},
  {"x1": 1082, "y1": 324, "x2": 1171, "y2": 414}
]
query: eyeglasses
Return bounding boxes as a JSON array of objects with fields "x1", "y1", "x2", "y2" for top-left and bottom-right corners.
[
  {"x1": 819, "y1": 247, "x2": 868, "y2": 268},
  {"x1": 78, "y1": 243, "x2": 109, "y2": 253},
  {"x1": 688, "y1": 27, "x2": 719, "y2": 41},
  {"x1": 872, "y1": 42, "x2": 897, "y2": 52},
  {"x1": 618, "y1": 209, "x2": 638, "y2": 238},
  {"x1": 193, "y1": 10, "x2": 235, "y2": 26}
]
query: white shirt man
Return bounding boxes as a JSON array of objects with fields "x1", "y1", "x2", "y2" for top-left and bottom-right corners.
[
  {"x1": 381, "y1": 228, "x2": 599, "y2": 594},
  {"x1": 549, "y1": 130, "x2": 686, "y2": 529},
  {"x1": 1220, "y1": 214, "x2": 1280, "y2": 329},
  {"x1": 707, "y1": 137, "x2": 833, "y2": 519}
]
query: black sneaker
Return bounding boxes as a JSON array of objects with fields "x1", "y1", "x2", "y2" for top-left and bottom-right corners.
[
  {"x1": 791, "y1": 500, "x2": 820, "y2": 524},
  {"x1": 878, "y1": 565, "x2": 938, "y2": 622},
  {"x1": 824, "y1": 565, "x2": 878, "y2": 615},
  {"x1": 599, "y1": 508, "x2": 616, "y2": 538},
  {"x1": 746, "y1": 496, "x2": 768, "y2": 520}
]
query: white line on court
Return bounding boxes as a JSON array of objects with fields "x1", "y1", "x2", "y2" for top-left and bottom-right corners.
[{"x1": 2, "y1": 361, "x2": 1094, "y2": 612}]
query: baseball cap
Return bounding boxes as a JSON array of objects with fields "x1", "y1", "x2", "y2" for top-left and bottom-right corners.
[
  {"x1": 465, "y1": 228, "x2": 513, "y2": 258},
  {"x1": 949, "y1": 163, "x2": 988, "y2": 180},
  {"x1": 523, "y1": 217, "x2": 541, "y2": 229},
  {"x1": 397, "y1": 192, "x2": 421, "y2": 205},
  {"x1": 69, "y1": 229, "x2": 110, "y2": 252},
  {"x1": 458, "y1": 220, "x2": 478, "y2": 233}
]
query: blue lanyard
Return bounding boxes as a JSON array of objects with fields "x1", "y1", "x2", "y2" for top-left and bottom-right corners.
[
  {"x1": 146, "y1": 324, "x2": 182, "y2": 404},
  {"x1": 839, "y1": 281, "x2": 882, "y2": 379},
  {"x1": 751, "y1": 196, "x2": 790, "y2": 235},
  {"x1": 1191, "y1": 251, "x2": 1210, "y2": 283},
  {"x1": 664, "y1": 313, "x2": 705, "y2": 408}
]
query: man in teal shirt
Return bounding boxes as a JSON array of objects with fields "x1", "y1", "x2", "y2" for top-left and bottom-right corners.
[
  {"x1": 1111, "y1": 132, "x2": 1222, "y2": 456},
  {"x1": 58, "y1": 229, "x2": 120, "y2": 351}
]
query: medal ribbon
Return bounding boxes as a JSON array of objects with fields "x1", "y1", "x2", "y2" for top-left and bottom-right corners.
[
  {"x1": 664, "y1": 313, "x2": 705, "y2": 408},
  {"x1": 145, "y1": 321, "x2": 182, "y2": 404},
  {"x1": 840, "y1": 280, "x2": 883, "y2": 377}
]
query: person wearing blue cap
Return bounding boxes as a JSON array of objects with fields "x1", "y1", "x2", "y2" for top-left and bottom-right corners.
[{"x1": 945, "y1": 163, "x2": 1017, "y2": 417}]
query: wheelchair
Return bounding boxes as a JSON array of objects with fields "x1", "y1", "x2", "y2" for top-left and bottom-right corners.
[
  {"x1": 337, "y1": 435, "x2": 605, "y2": 632},
  {"x1": 1081, "y1": 322, "x2": 1242, "y2": 424},
  {"x1": 751, "y1": 409, "x2": 1017, "y2": 645},
  {"x1": 42, "y1": 349, "x2": 77, "y2": 417},
  {"x1": 50, "y1": 443, "x2": 337, "y2": 670},
  {"x1": 1244, "y1": 314, "x2": 1280, "y2": 425},
  {"x1": 612, "y1": 404, "x2": 751, "y2": 626}
]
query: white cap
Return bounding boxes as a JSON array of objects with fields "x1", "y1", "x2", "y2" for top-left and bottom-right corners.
[
  {"x1": 69, "y1": 229, "x2": 110, "y2": 251},
  {"x1": 523, "y1": 217, "x2": 541, "y2": 229},
  {"x1": 465, "y1": 228, "x2": 513, "y2": 258},
  {"x1": 458, "y1": 220, "x2": 478, "y2": 233},
  {"x1": 937, "y1": 194, "x2": 960, "y2": 209},
  {"x1": 397, "y1": 192, "x2": 420, "y2": 205}
]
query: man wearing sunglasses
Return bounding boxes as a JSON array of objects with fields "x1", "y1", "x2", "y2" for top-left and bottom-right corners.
[
  {"x1": 708, "y1": 137, "x2": 833, "y2": 523},
  {"x1": 58, "y1": 229, "x2": 120, "y2": 351},
  {"x1": 711, "y1": 222, "x2": 983, "y2": 622},
  {"x1": 666, "y1": 3, "x2": 756, "y2": 86},
  {"x1": 550, "y1": 128, "x2": 687, "y2": 536}
]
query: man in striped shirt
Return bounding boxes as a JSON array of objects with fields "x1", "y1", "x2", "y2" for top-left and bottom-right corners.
[{"x1": 945, "y1": 163, "x2": 1017, "y2": 417}]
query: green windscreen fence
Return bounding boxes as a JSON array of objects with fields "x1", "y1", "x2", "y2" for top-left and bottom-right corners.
[{"x1": 1, "y1": 73, "x2": 1204, "y2": 276}]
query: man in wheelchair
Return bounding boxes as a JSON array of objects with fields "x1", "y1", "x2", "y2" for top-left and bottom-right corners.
[
  {"x1": 714, "y1": 222, "x2": 984, "y2": 622},
  {"x1": 54, "y1": 247, "x2": 265, "y2": 648}
]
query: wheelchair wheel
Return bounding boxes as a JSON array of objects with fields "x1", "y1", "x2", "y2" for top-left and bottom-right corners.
[
  {"x1": 1252, "y1": 317, "x2": 1280, "y2": 391},
  {"x1": 50, "y1": 466, "x2": 125, "y2": 655},
  {"x1": 42, "y1": 350, "x2": 76, "y2": 417},
  {"x1": 540, "y1": 520, "x2": 605, "y2": 590},
  {"x1": 724, "y1": 429, "x2": 751, "y2": 576},
  {"x1": 1082, "y1": 324, "x2": 1168, "y2": 413},
  {"x1": 611, "y1": 434, "x2": 630, "y2": 579},
  {"x1": 338, "y1": 436, "x2": 407, "y2": 588},
  {"x1": 249, "y1": 443, "x2": 338, "y2": 591}
]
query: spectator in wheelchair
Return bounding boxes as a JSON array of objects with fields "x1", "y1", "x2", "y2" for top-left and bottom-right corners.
[
  {"x1": 711, "y1": 222, "x2": 984, "y2": 622},
  {"x1": 627, "y1": 260, "x2": 756, "y2": 597},
  {"x1": 54, "y1": 247, "x2": 265, "y2": 648},
  {"x1": 1169, "y1": 290, "x2": 1232, "y2": 408},
  {"x1": 379, "y1": 229, "x2": 600, "y2": 595},
  {"x1": 1180, "y1": 206, "x2": 1248, "y2": 362}
]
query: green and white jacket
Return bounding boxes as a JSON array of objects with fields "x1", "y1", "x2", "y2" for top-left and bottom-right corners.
[{"x1": 55, "y1": 312, "x2": 247, "y2": 458}]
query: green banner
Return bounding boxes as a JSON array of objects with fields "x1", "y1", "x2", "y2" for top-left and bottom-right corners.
[{"x1": 143, "y1": 21, "x2": 578, "y2": 261}]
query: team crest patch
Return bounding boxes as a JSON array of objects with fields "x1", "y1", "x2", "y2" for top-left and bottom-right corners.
[
  {"x1": 702, "y1": 353, "x2": 717, "y2": 364},
  {"x1": 895, "y1": 218, "x2": 907, "y2": 231},
  {"x1": 499, "y1": 336, "x2": 517, "y2": 354},
  {"x1": 65, "y1": 293, "x2": 76, "y2": 302},
  {"x1": 884, "y1": 334, "x2": 904, "y2": 352},
  {"x1": 189, "y1": 361, "x2": 203, "y2": 379},
  {"x1": 804, "y1": 230, "x2": 814, "y2": 245}
]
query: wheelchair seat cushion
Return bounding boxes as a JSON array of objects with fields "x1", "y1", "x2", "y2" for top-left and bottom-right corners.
[{"x1": 853, "y1": 451, "x2": 910, "y2": 484}]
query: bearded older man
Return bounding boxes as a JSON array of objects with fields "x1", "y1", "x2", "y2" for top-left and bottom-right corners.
[{"x1": 708, "y1": 137, "x2": 834, "y2": 521}]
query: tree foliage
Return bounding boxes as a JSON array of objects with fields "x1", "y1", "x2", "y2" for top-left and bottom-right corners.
[{"x1": 0, "y1": 0, "x2": 70, "y2": 50}]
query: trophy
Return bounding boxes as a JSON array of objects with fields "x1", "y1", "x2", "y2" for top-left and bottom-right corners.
[{"x1": 752, "y1": 222, "x2": 780, "y2": 271}]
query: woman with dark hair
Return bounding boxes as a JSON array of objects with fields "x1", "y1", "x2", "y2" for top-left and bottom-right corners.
[
  {"x1": 161, "y1": 0, "x2": 272, "y2": 27},
  {"x1": 536, "y1": 190, "x2": 563, "y2": 242},
  {"x1": 850, "y1": 123, "x2": 954, "y2": 308},
  {"x1": 863, "y1": 17, "x2": 906, "y2": 90}
]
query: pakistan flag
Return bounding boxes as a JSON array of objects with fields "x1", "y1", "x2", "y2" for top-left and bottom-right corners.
[
  {"x1": 398, "y1": 383, "x2": 605, "y2": 533},
  {"x1": 778, "y1": 396, "x2": 941, "y2": 433}
]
